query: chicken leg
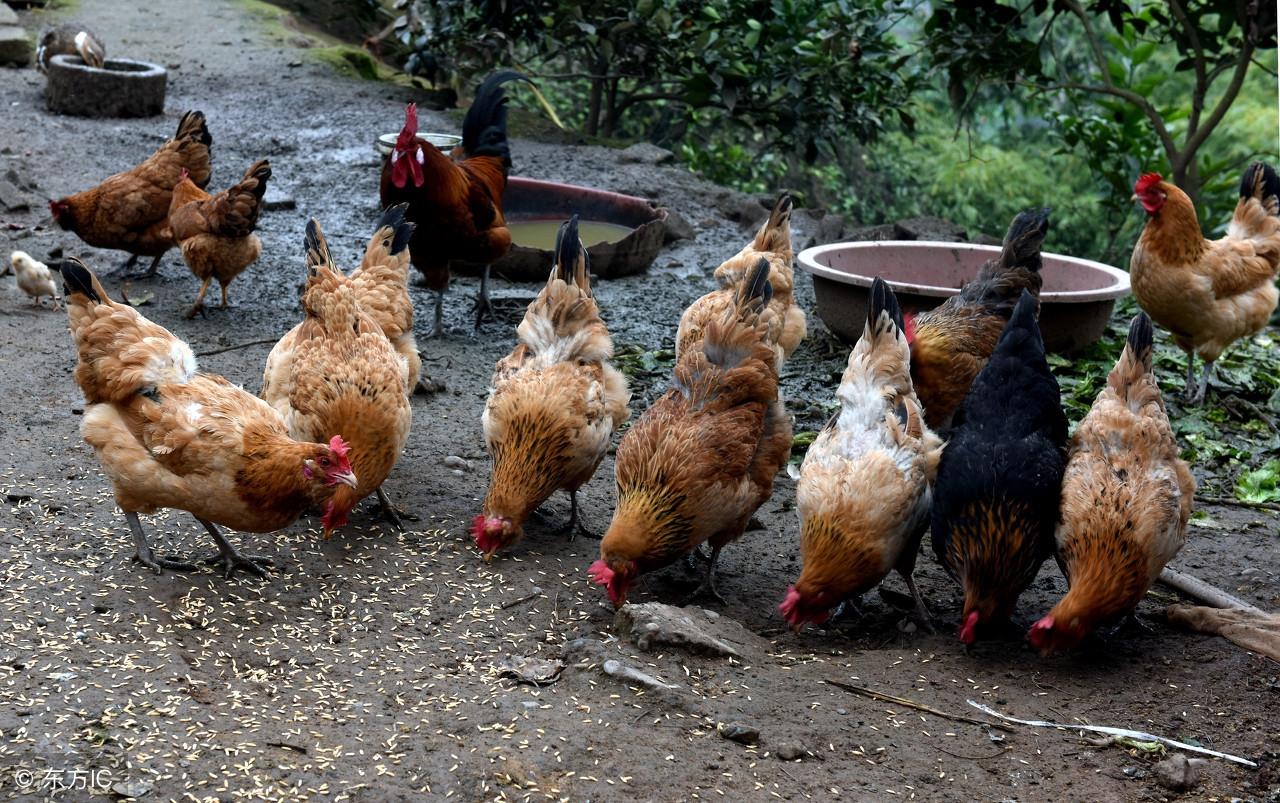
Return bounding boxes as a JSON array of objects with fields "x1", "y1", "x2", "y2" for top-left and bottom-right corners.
[
  {"x1": 1192, "y1": 360, "x2": 1213, "y2": 405},
  {"x1": 429, "y1": 291, "x2": 445, "y2": 339},
  {"x1": 553, "y1": 489, "x2": 599, "y2": 541},
  {"x1": 186, "y1": 277, "x2": 213, "y2": 319},
  {"x1": 375, "y1": 487, "x2": 405, "y2": 531},
  {"x1": 126, "y1": 511, "x2": 199, "y2": 574},
  {"x1": 472, "y1": 263, "x2": 493, "y2": 331},
  {"x1": 194, "y1": 517, "x2": 276, "y2": 579},
  {"x1": 680, "y1": 543, "x2": 726, "y2": 605}
]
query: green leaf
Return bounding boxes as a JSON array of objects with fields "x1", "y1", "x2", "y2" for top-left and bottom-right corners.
[{"x1": 1236, "y1": 460, "x2": 1280, "y2": 503}]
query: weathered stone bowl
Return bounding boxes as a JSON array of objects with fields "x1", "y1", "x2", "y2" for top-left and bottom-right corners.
[
  {"x1": 456, "y1": 177, "x2": 668, "y2": 282},
  {"x1": 45, "y1": 55, "x2": 166, "y2": 118},
  {"x1": 796, "y1": 240, "x2": 1132, "y2": 353}
]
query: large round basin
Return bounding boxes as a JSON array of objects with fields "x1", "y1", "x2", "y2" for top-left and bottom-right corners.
[
  {"x1": 454, "y1": 177, "x2": 667, "y2": 282},
  {"x1": 45, "y1": 55, "x2": 167, "y2": 118},
  {"x1": 797, "y1": 241, "x2": 1131, "y2": 353}
]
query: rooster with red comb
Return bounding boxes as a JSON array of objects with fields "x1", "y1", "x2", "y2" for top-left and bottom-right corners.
[{"x1": 379, "y1": 71, "x2": 533, "y2": 336}]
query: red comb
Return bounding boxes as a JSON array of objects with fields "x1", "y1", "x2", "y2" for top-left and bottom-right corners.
[
  {"x1": 1026, "y1": 614, "x2": 1054, "y2": 650},
  {"x1": 959, "y1": 610, "x2": 980, "y2": 644},
  {"x1": 778, "y1": 586, "x2": 802, "y2": 622},
  {"x1": 587, "y1": 560, "x2": 614, "y2": 587},
  {"x1": 1134, "y1": 172, "x2": 1163, "y2": 193},
  {"x1": 328, "y1": 435, "x2": 350, "y2": 459},
  {"x1": 471, "y1": 515, "x2": 487, "y2": 540},
  {"x1": 402, "y1": 103, "x2": 418, "y2": 138},
  {"x1": 903, "y1": 312, "x2": 916, "y2": 345}
]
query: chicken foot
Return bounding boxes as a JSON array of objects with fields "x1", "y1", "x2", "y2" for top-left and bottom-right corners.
[
  {"x1": 428, "y1": 291, "x2": 445, "y2": 339},
  {"x1": 126, "y1": 511, "x2": 199, "y2": 575},
  {"x1": 185, "y1": 277, "x2": 213, "y2": 319},
  {"x1": 374, "y1": 487, "x2": 405, "y2": 531},
  {"x1": 122, "y1": 254, "x2": 164, "y2": 279},
  {"x1": 471, "y1": 264, "x2": 494, "y2": 331},
  {"x1": 680, "y1": 544, "x2": 726, "y2": 606},
  {"x1": 193, "y1": 517, "x2": 277, "y2": 580},
  {"x1": 552, "y1": 490, "x2": 599, "y2": 541}
]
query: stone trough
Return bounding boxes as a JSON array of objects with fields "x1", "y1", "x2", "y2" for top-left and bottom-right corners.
[{"x1": 45, "y1": 54, "x2": 166, "y2": 117}]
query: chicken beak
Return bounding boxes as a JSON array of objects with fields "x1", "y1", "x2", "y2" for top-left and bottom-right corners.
[{"x1": 334, "y1": 470, "x2": 358, "y2": 489}]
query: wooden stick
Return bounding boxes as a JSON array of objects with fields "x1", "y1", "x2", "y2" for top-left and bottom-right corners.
[
  {"x1": 823, "y1": 679, "x2": 1014, "y2": 732},
  {"x1": 1157, "y1": 567, "x2": 1262, "y2": 614},
  {"x1": 1196, "y1": 495, "x2": 1280, "y2": 512},
  {"x1": 195, "y1": 337, "x2": 282, "y2": 357}
]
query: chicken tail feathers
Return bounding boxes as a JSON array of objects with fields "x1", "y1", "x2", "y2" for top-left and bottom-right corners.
[
  {"x1": 305, "y1": 218, "x2": 335, "y2": 276},
  {"x1": 753, "y1": 192, "x2": 793, "y2": 253},
  {"x1": 175, "y1": 110, "x2": 212, "y2": 149},
  {"x1": 736, "y1": 257, "x2": 774, "y2": 315},
  {"x1": 59, "y1": 257, "x2": 105, "y2": 305},
  {"x1": 552, "y1": 215, "x2": 591, "y2": 293},
  {"x1": 242, "y1": 159, "x2": 272, "y2": 198},
  {"x1": 461, "y1": 71, "x2": 533, "y2": 167},
  {"x1": 868, "y1": 276, "x2": 905, "y2": 337},
  {"x1": 1125, "y1": 311, "x2": 1154, "y2": 374},
  {"x1": 997, "y1": 207, "x2": 1051, "y2": 272},
  {"x1": 1240, "y1": 161, "x2": 1280, "y2": 212}
]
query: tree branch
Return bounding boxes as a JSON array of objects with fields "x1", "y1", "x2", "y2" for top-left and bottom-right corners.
[
  {"x1": 1037, "y1": 80, "x2": 1179, "y2": 162},
  {"x1": 1166, "y1": 0, "x2": 1208, "y2": 132},
  {"x1": 1175, "y1": 38, "x2": 1257, "y2": 174},
  {"x1": 1064, "y1": 0, "x2": 1114, "y2": 87}
]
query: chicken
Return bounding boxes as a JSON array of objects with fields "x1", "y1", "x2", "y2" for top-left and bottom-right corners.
[
  {"x1": 1130, "y1": 162, "x2": 1280, "y2": 403},
  {"x1": 261, "y1": 218, "x2": 412, "y2": 537},
  {"x1": 348, "y1": 204, "x2": 424, "y2": 394},
  {"x1": 473, "y1": 216, "x2": 631, "y2": 560},
  {"x1": 379, "y1": 71, "x2": 532, "y2": 335},
  {"x1": 676, "y1": 193, "x2": 806, "y2": 365},
  {"x1": 36, "y1": 23, "x2": 105, "y2": 72},
  {"x1": 931, "y1": 290, "x2": 1067, "y2": 644},
  {"x1": 1028, "y1": 313, "x2": 1195, "y2": 653},
  {"x1": 50, "y1": 110, "x2": 212, "y2": 277},
  {"x1": 168, "y1": 159, "x2": 271, "y2": 318},
  {"x1": 59, "y1": 258, "x2": 357, "y2": 579},
  {"x1": 589, "y1": 258, "x2": 792, "y2": 606},
  {"x1": 779, "y1": 278, "x2": 942, "y2": 630},
  {"x1": 9, "y1": 251, "x2": 59, "y2": 308},
  {"x1": 908, "y1": 208, "x2": 1050, "y2": 430}
]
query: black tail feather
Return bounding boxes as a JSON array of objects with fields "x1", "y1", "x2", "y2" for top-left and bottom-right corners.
[
  {"x1": 59, "y1": 258, "x2": 99, "y2": 303},
  {"x1": 1126, "y1": 311, "x2": 1154, "y2": 372},
  {"x1": 304, "y1": 218, "x2": 333, "y2": 273},
  {"x1": 377, "y1": 203, "x2": 415, "y2": 255},
  {"x1": 175, "y1": 109, "x2": 212, "y2": 148},
  {"x1": 998, "y1": 208, "x2": 1051, "y2": 272},
  {"x1": 1240, "y1": 161, "x2": 1280, "y2": 206},
  {"x1": 554, "y1": 215, "x2": 587, "y2": 282},
  {"x1": 461, "y1": 71, "x2": 533, "y2": 164},
  {"x1": 868, "y1": 276, "x2": 904, "y2": 335},
  {"x1": 739, "y1": 257, "x2": 773, "y2": 310}
]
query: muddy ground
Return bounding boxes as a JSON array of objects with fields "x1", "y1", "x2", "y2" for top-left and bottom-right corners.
[{"x1": 0, "y1": 0, "x2": 1277, "y2": 801}]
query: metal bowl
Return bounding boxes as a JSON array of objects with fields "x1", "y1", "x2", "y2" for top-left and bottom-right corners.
[
  {"x1": 375, "y1": 132, "x2": 461, "y2": 157},
  {"x1": 796, "y1": 240, "x2": 1132, "y2": 353}
]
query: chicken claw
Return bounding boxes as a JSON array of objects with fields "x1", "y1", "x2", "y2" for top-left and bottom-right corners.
[
  {"x1": 126, "y1": 512, "x2": 199, "y2": 574},
  {"x1": 375, "y1": 487, "x2": 405, "y2": 531},
  {"x1": 471, "y1": 264, "x2": 493, "y2": 331},
  {"x1": 194, "y1": 517, "x2": 276, "y2": 580},
  {"x1": 552, "y1": 490, "x2": 599, "y2": 541},
  {"x1": 680, "y1": 544, "x2": 726, "y2": 606}
]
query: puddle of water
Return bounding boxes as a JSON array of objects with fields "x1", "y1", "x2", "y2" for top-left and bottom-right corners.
[{"x1": 508, "y1": 219, "x2": 634, "y2": 250}]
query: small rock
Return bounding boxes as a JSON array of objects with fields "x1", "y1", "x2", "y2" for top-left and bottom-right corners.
[
  {"x1": 775, "y1": 742, "x2": 808, "y2": 761},
  {"x1": 0, "y1": 179, "x2": 29, "y2": 212},
  {"x1": 0, "y1": 5, "x2": 18, "y2": 26},
  {"x1": 112, "y1": 779, "x2": 153, "y2": 798},
  {"x1": 48, "y1": 245, "x2": 64, "y2": 259},
  {"x1": 443, "y1": 455, "x2": 471, "y2": 472},
  {"x1": 0, "y1": 25, "x2": 29, "y2": 67},
  {"x1": 47, "y1": 671, "x2": 77, "y2": 682},
  {"x1": 263, "y1": 190, "x2": 296, "y2": 211},
  {"x1": 717, "y1": 722, "x2": 759, "y2": 745},
  {"x1": 495, "y1": 655, "x2": 564, "y2": 686},
  {"x1": 601, "y1": 658, "x2": 678, "y2": 691},
  {"x1": 662, "y1": 208, "x2": 695, "y2": 243},
  {"x1": 614, "y1": 602, "x2": 740, "y2": 657},
  {"x1": 618, "y1": 142, "x2": 674, "y2": 165},
  {"x1": 1154, "y1": 754, "x2": 1202, "y2": 792},
  {"x1": 844, "y1": 222, "x2": 899, "y2": 242},
  {"x1": 894, "y1": 216, "x2": 968, "y2": 242},
  {"x1": 520, "y1": 700, "x2": 540, "y2": 710},
  {"x1": 733, "y1": 196, "x2": 769, "y2": 228}
]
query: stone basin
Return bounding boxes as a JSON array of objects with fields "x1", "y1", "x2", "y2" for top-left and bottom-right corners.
[{"x1": 45, "y1": 55, "x2": 166, "y2": 118}]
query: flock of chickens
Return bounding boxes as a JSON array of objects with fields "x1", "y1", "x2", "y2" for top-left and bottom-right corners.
[{"x1": 11, "y1": 70, "x2": 1280, "y2": 655}]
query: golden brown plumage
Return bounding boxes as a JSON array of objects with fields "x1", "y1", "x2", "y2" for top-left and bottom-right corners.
[
  {"x1": 169, "y1": 159, "x2": 270, "y2": 318},
  {"x1": 780, "y1": 279, "x2": 942, "y2": 630},
  {"x1": 59, "y1": 258, "x2": 357, "y2": 579},
  {"x1": 676, "y1": 193, "x2": 806, "y2": 365},
  {"x1": 590, "y1": 258, "x2": 792, "y2": 606},
  {"x1": 1028, "y1": 313, "x2": 1194, "y2": 653},
  {"x1": 50, "y1": 111, "x2": 212, "y2": 276},
  {"x1": 473, "y1": 217, "x2": 630, "y2": 560},
  {"x1": 348, "y1": 204, "x2": 422, "y2": 393},
  {"x1": 1130, "y1": 163, "x2": 1280, "y2": 403},
  {"x1": 261, "y1": 219, "x2": 413, "y2": 538},
  {"x1": 908, "y1": 208, "x2": 1050, "y2": 430}
]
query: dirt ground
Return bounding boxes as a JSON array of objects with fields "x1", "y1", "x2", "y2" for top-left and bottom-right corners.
[{"x1": 0, "y1": 0, "x2": 1277, "y2": 801}]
